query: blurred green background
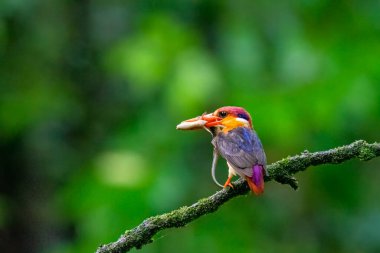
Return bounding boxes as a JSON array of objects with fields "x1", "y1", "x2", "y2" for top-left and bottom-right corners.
[{"x1": 1, "y1": 1, "x2": 380, "y2": 253}]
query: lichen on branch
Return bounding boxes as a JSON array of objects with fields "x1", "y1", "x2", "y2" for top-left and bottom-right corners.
[{"x1": 96, "y1": 140, "x2": 380, "y2": 253}]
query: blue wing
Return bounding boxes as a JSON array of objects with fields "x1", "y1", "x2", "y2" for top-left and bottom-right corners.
[{"x1": 212, "y1": 127, "x2": 267, "y2": 172}]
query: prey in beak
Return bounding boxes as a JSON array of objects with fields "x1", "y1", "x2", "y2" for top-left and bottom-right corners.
[
  {"x1": 176, "y1": 111, "x2": 224, "y2": 188},
  {"x1": 176, "y1": 113, "x2": 222, "y2": 131}
]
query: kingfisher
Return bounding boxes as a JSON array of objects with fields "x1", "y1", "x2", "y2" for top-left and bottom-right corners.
[{"x1": 177, "y1": 106, "x2": 268, "y2": 195}]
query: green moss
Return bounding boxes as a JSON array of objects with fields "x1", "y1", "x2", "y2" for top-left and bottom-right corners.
[{"x1": 358, "y1": 145, "x2": 377, "y2": 161}]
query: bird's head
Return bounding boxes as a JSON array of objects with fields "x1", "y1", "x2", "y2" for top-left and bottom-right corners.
[{"x1": 177, "y1": 106, "x2": 253, "y2": 134}]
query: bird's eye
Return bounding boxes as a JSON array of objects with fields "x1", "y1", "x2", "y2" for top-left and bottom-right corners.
[{"x1": 218, "y1": 111, "x2": 228, "y2": 118}]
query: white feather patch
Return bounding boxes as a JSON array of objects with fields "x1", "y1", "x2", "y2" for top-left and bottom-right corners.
[{"x1": 236, "y1": 117, "x2": 250, "y2": 126}]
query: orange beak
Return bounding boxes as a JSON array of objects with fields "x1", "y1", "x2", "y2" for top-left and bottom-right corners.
[{"x1": 176, "y1": 113, "x2": 222, "y2": 130}]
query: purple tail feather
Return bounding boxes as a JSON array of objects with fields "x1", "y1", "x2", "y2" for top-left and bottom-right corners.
[{"x1": 246, "y1": 164, "x2": 265, "y2": 195}]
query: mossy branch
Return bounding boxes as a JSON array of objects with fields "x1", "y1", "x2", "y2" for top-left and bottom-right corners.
[{"x1": 96, "y1": 140, "x2": 380, "y2": 253}]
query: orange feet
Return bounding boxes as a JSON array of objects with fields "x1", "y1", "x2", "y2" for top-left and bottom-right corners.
[{"x1": 223, "y1": 176, "x2": 234, "y2": 189}]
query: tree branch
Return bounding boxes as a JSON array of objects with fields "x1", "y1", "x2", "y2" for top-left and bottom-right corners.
[{"x1": 96, "y1": 140, "x2": 380, "y2": 253}]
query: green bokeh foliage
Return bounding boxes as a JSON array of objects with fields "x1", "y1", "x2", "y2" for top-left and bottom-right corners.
[{"x1": 0, "y1": 1, "x2": 380, "y2": 253}]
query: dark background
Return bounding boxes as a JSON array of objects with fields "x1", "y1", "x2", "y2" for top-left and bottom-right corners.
[{"x1": 1, "y1": 1, "x2": 380, "y2": 252}]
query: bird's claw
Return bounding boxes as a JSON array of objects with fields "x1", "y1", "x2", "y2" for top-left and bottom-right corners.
[
  {"x1": 223, "y1": 177, "x2": 234, "y2": 189},
  {"x1": 224, "y1": 183, "x2": 234, "y2": 189}
]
